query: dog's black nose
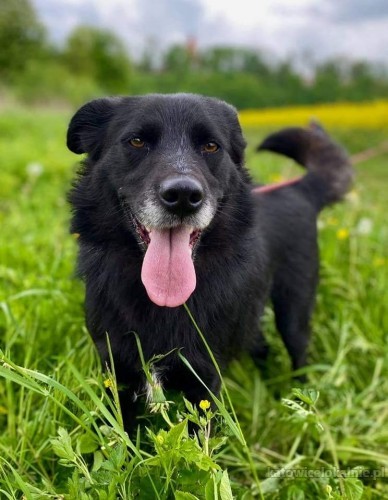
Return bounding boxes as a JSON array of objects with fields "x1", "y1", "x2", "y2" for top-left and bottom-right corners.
[{"x1": 159, "y1": 176, "x2": 204, "y2": 215}]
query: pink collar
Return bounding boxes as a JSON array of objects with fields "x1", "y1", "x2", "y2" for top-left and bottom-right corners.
[{"x1": 251, "y1": 177, "x2": 301, "y2": 194}]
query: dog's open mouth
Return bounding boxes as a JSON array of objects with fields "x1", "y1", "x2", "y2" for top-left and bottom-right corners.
[
  {"x1": 133, "y1": 217, "x2": 202, "y2": 249},
  {"x1": 131, "y1": 216, "x2": 202, "y2": 308}
]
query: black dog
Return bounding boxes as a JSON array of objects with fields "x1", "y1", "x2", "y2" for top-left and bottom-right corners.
[{"x1": 67, "y1": 93, "x2": 352, "y2": 427}]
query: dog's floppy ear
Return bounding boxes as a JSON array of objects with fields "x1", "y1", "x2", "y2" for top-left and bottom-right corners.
[
  {"x1": 220, "y1": 102, "x2": 247, "y2": 168},
  {"x1": 228, "y1": 115, "x2": 246, "y2": 168},
  {"x1": 67, "y1": 97, "x2": 122, "y2": 158}
]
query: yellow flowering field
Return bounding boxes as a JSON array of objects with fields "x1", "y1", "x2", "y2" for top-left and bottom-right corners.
[{"x1": 239, "y1": 100, "x2": 388, "y2": 128}]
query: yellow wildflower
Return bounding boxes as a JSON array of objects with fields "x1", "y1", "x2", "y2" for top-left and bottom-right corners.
[
  {"x1": 156, "y1": 434, "x2": 165, "y2": 445},
  {"x1": 104, "y1": 378, "x2": 113, "y2": 388},
  {"x1": 336, "y1": 228, "x2": 350, "y2": 240},
  {"x1": 199, "y1": 399, "x2": 211, "y2": 411},
  {"x1": 373, "y1": 257, "x2": 386, "y2": 267}
]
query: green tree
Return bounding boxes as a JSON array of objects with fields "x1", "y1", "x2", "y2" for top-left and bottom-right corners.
[
  {"x1": 0, "y1": 0, "x2": 46, "y2": 79},
  {"x1": 271, "y1": 61, "x2": 305, "y2": 106},
  {"x1": 200, "y1": 46, "x2": 269, "y2": 76},
  {"x1": 163, "y1": 44, "x2": 193, "y2": 74},
  {"x1": 347, "y1": 61, "x2": 377, "y2": 100},
  {"x1": 311, "y1": 60, "x2": 345, "y2": 102},
  {"x1": 63, "y1": 26, "x2": 132, "y2": 93}
]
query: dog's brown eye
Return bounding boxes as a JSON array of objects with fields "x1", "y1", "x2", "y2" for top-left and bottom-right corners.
[
  {"x1": 202, "y1": 142, "x2": 219, "y2": 153},
  {"x1": 129, "y1": 137, "x2": 145, "y2": 148}
]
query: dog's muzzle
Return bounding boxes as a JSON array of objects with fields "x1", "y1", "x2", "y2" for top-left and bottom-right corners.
[{"x1": 119, "y1": 176, "x2": 216, "y2": 309}]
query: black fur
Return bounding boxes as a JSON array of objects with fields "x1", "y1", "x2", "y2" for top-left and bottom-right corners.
[{"x1": 67, "y1": 93, "x2": 352, "y2": 428}]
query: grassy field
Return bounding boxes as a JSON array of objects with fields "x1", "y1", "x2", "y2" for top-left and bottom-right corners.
[{"x1": 0, "y1": 105, "x2": 387, "y2": 499}]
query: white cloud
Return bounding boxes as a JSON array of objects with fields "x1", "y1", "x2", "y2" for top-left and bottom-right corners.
[{"x1": 32, "y1": 0, "x2": 388, "y2": 63}]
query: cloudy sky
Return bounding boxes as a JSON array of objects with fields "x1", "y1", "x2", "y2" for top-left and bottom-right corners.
[{"x1": 33, "y1": 0, "x2": 388, "y2": 64}]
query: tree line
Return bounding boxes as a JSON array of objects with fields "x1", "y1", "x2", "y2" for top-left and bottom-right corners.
[{"x1": 1, "y1": 0, "x2": 388, "y2": 108}]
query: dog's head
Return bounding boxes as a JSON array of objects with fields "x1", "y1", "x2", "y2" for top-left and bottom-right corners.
[{"x1": 68, "y1": 93, "x2": 249, "y2": 307}]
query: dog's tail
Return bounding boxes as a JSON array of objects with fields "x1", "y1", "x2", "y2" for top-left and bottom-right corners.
[{"x1": 257, "y1": 121, "x2": 353, "y2": 210}]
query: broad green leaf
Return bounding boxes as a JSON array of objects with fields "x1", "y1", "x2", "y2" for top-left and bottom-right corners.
[
  {"x1": 205, "y1": 476, "x2": 216, "y2": 500},
  {"x1": 77, "y1": 433, "x2": 99, "y2": 454},
  {"x1": 292, "y1": 388, "x2": 320, "y2": 406},
  {"x1": 219, "y1": 470, "x2": 233, "y2": 500},
  {"x1": 51, "y1": 427, "x2": 75, "y2": 461},
  {"x1": 175, "y1": 492, "x2": 200, "y2": 500},
  {"x1": 166, "y1": 419, "x2": 188, "y2": 446},
  {"x1": 343, "y1": 477, "x2": 364, "y2": 500},
  {"x1": 92, "y1": 450, "x2": 104, "y2": 472}
]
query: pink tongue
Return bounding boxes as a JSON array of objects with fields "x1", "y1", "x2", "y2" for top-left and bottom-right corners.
[{"x1": 141, "y1": 226, "x2": 196, "y2": 307}]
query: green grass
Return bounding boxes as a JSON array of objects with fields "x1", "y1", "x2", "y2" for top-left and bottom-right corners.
[{"x1": 0, "y1": 108, "x2": 387, "y2": 499}]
